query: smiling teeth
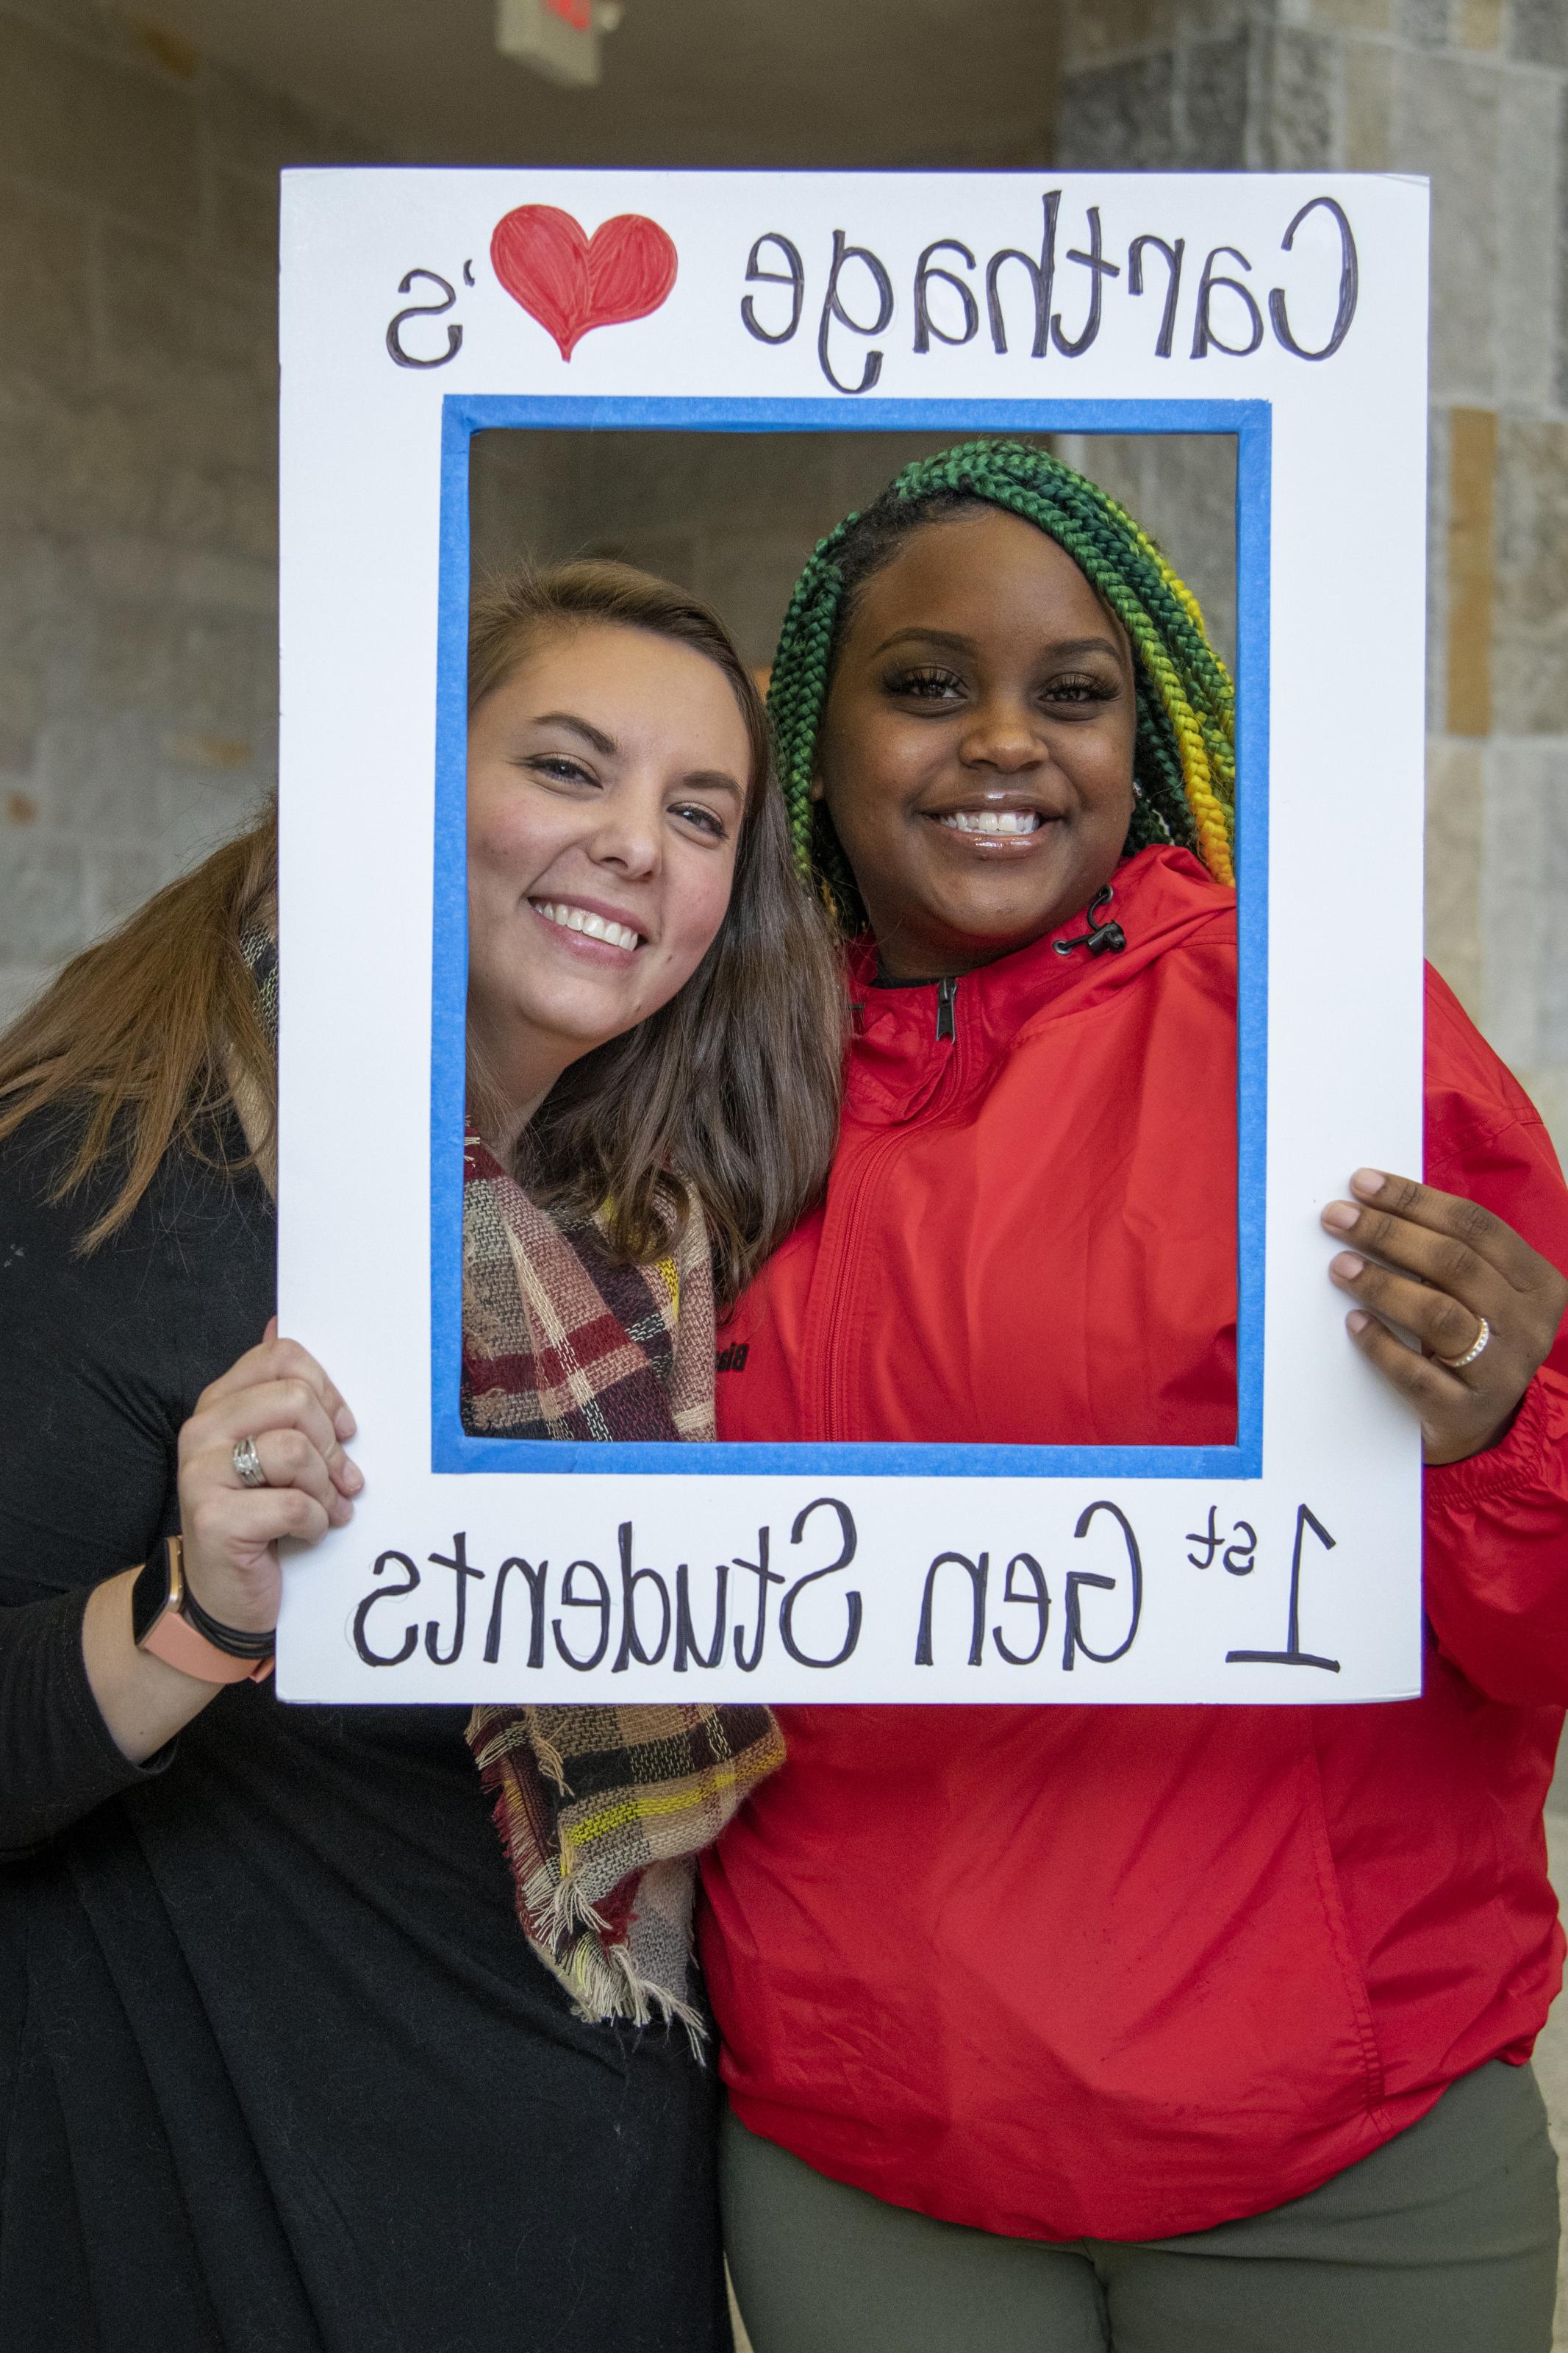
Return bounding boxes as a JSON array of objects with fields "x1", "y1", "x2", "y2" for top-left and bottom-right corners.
[
  {"x1": 940, "y1": 810, "x2": 1042, "y2": 835},
  {"x1": 534, "y1": 901, "x2": 640, "y2": 950}
]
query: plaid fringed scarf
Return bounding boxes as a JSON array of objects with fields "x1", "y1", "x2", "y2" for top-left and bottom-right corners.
[
  {"x1": 459, "y1": 1132, "x2": 784, "y2": 2036},
  {"x1": 237, "y1": 923, "x2": 781, "y2": 2038},
  {"x1": 460, "y1": 1132, "x2": 715, "y2": 1442}
]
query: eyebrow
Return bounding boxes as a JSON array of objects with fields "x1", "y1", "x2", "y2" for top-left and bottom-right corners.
[
  {"x1": 532, "y1": 711, "x2": 618, "y2": 754},
  {"x1": 682, "y1": 771, "x2": 745, "y2": 800},
  {"x1": 868, "y1": 627, "x2": 1124, "y2": 663}
]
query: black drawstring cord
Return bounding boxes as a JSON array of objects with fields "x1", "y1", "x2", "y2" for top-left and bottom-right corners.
[{"x1": 1053, "y1": 885, "x2": 1126, "y2": 960}]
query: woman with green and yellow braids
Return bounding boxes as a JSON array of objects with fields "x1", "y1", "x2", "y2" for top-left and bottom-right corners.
[
  {"x1": 699, "y1": 440, "x2": 1568, "y2": 2352},
  {"x1": 770, "y1": 436, "x2": 1237, "y2": 921}
]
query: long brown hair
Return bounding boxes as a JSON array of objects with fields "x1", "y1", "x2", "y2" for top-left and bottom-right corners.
[
  {"x1": 0, "y1": 560, "x2": 845, "y2": 1299},
  {"x1": 0, "y1": 816, "x2": 279, "y2": 1251}
]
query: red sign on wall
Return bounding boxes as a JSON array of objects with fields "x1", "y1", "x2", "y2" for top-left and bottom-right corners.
[{"x1": 496, "y1": 0, "x2": 608, "y2": 86}]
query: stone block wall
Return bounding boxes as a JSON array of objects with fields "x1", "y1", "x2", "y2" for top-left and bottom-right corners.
[
  {"x1": 1057, "y1": 0, "x2": 1568, "y2": 1161},
  {"x1": 0, "y1": 0, "x2": 366, "y2": 1026},
  {"x1": 470, "y1": 426, "x2": 1238, "y2": 676},
  {"x1": 471, "y1": 428, "x2": 978, "y2": 671}
]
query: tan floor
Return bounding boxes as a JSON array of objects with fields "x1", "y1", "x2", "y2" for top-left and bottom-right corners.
[
  {"x1": 726, "y1": 1807, "x2": 1568, "y2": 2352},
  {"x1": 728, "y1": 2270, "x2": 753, "y2": 2353}
]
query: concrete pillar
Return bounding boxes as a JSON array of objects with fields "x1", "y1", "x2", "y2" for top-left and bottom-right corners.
[{"x1": 1056, "y1": 0, "x2": 1568, "y2": 1163}]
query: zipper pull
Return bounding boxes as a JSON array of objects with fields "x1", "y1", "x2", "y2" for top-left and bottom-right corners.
[{"x1": 936, "y1": 975, "x2": 958, "y2": 1042}]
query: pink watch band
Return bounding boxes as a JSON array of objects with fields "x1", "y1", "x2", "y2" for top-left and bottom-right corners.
[{"x1": 140, "y1": 1606, "x2": 274, "y2": 1685}]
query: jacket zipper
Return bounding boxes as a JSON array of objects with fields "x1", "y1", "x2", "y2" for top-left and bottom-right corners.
[
  {"x1": 818, "y1": 974, "x2": 962, "y2": 1437},
  {"x1": 936, "y1": 975, "x2": 958, "y2": 1040}
]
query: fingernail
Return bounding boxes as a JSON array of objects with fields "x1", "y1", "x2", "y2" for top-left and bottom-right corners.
[
  {"x1": 1331, "y1": 1252, "x2": 1364, "y2": 1280},
  {"x1": 343, "y1": 1460, "x2": 364, "y2": 1493},
  {"x1": 1347, "y1": 1310, "x2": 1371, "y2": 1334},
  {"x1": 1351, "y1": 1168, "x2": 1386, "y2": 1197},
  {"x1": 1322, "y1": 1201, "x2": 1358, "y2": 1231},
  {"x1": 335, "y1": 1408, "x2": 357, "y2": 1440}
]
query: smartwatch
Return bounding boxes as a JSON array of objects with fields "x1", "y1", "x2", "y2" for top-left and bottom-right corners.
[{"x1": 131, "y1": 1536, "x2": 275, "y2": 1684}]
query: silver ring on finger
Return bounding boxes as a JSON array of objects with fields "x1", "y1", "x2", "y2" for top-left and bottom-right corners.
[
  {"x1": 232, "y1": 1434, "x2": 270, "y2": 1488},
  {"x1": 1436, "y1": 1314, "x2": 1492, "y2": 1372}
]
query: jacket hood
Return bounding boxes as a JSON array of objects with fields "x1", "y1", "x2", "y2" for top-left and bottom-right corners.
[{"x1": 844, "y1": 844, "x2": 1235, "y2": 1126}]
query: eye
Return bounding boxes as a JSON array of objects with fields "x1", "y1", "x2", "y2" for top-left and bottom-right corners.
[
  {"x1": 526, "y1": 753, "x2": 598, "y2": 787},
  {"x1": 670, "y1": 801, "x2": 730, "y2": 841},
  {"x1": 886, "y1": 664, "x2": 965, "y2": 703},
  {"x1": 1042, "y1": 671, "x2": 1120, "y2": 710}
]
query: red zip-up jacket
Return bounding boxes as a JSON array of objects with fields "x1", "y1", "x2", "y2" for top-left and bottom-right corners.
[{"x1": 698, "y1": 843, "x2": 1568, "y2": 2243}]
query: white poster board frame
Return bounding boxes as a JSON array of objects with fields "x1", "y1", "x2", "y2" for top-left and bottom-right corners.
[{"x1": 276, "y1": 167, "x2": 1430, "y2": 1706}]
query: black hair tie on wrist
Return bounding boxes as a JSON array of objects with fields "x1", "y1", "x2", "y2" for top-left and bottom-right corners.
[{"x1": 181, "y1": 1574, "x2": 276, "y2": 1661}]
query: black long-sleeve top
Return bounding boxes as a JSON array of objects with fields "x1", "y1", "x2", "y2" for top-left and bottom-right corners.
[{"x1": 0, "y1": 1118, "x2": 727, "y2": 2352}]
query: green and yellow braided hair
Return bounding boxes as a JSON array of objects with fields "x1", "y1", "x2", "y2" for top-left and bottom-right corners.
[{"x1": 767, "y1": 438, "x2": 1236, "y2": 932}]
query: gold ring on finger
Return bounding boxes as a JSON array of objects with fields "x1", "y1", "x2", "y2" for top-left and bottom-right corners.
[
  {"x1": 1436, "y1": 1315, "x2": 1491, "y2": 1372},
  {"x1": 232, "y1": 1434, "x2": 270, "y2": 1488}
]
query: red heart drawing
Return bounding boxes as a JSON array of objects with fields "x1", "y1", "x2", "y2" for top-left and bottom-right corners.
[{"x1": 490, "y1": 205, "x2": 678, "y2": 362}]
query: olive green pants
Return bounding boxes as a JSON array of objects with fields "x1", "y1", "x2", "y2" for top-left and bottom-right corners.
[{"x1": 723, "y1": 2060, "x2": 1559, "y2": 2353}]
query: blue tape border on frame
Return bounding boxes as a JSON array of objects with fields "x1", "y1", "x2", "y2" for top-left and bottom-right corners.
[{"x1": 430, "y1": 394, "x2": 1270, "y2": 1477}]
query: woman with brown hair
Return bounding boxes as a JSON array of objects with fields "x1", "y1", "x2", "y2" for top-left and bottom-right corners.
[{"x1": 0, "y1": 561, "x2": 842, "y2": 2351}]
